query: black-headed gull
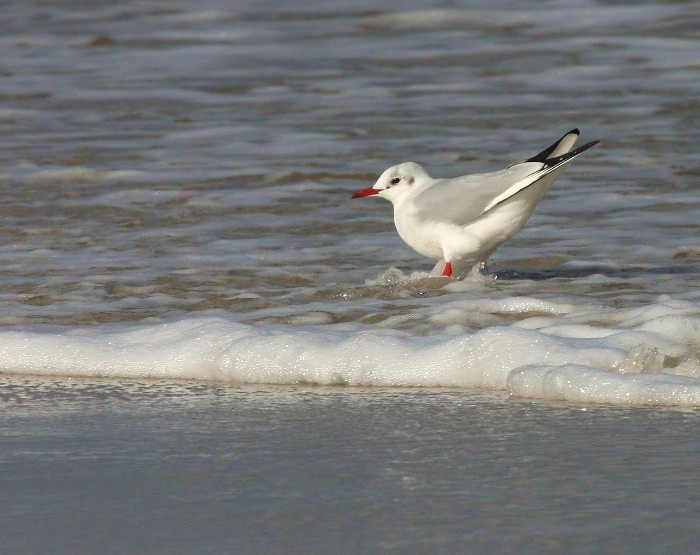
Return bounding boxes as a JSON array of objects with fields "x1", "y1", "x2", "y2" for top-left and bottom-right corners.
[{"x1": 352, "y1": 129, "x2": 598, "y2": 277}]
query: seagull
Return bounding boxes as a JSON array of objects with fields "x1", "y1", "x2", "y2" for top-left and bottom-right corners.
[{"x1": 351, "y1": 129, "x2": 598, "y2": 277}]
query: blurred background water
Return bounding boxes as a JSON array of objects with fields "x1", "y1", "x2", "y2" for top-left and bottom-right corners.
[{"x1": 0, "y1": 0, "x2": 698, "y2": 551}]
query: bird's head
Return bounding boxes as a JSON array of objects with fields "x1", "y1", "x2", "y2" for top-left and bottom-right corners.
[{"x1": 351, "y1": 162, "x2": 430, "y2": 204}]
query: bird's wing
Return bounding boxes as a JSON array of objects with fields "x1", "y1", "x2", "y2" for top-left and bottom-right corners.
[
  {"x1": 412, "y1": 163, "x2": 543, "y2": 226},
  {"x1": 413, "y1": 137, "x2": 598, "y2": 227}
]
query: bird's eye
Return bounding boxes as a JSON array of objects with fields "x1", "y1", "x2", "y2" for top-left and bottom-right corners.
[{"x1": 391, "y1": 177, "x2": 401, "y2": 184}]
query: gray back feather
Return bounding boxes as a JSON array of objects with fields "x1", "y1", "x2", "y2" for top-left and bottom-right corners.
[{"x1": 413, "y1": 162, "x2": 543, "y2": 226}]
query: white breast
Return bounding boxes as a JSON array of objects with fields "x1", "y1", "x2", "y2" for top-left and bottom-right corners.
[{"x1": 393, "y1": 206, "x2": 444, "y2": 259}]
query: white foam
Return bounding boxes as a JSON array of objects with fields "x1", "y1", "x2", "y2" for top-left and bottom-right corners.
[
  {"x1": 364, "y1": 267, "x2": 432, "y2": 286},
  {"x1": 1, "y1": 295, "x2": 699, "y2": 406},
  {"x1": 0, "y1": 319, "x2": 596, "y2": 387},
  {"x1": 0, "y1": 165, "x2": 145, "y2": 184},
  {"x1": 358, "y1": 9, "x2": 530, "y2": 31},
  {"x1": 508, "y1": 365, "x2": 700, "y2": 406}
]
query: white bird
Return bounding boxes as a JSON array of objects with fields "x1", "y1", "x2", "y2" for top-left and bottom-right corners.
[{"x1": 352, "y1": 129, "x2": 598, "y2": 277}]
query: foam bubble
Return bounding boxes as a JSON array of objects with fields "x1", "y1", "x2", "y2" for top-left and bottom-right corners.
[
  {"x1": 508, "y1": 364, "x2": 700, "y2": 406},
  {"x1": 1, "y1": 297, "x2": 699, "y2": 407},
  {"x1": 364, "y1": 267, "x2": 432, "y2": 286}
]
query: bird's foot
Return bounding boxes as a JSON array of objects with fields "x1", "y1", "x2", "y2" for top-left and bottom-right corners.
[{"x1": 442, "y1": 261, "x2": 453, "y2": 277}]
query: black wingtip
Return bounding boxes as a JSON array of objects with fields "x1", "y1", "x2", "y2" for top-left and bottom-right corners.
[
  {"x1": 543, "y1": 139, "x2": 599, "y2": 168},
  {"x1": 526, "y1": 128, "x2": 581, "y2": 163}
]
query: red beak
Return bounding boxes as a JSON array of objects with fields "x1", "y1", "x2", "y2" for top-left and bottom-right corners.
[{"x1": 351, "y1": 187, "x2": 380, "y2": 199}]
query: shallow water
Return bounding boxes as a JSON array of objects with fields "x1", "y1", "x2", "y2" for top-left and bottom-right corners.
[
  {"x1": 2, "y1": 378, "x2": 699, "y2": 552},
  {"x1": 0, "y1": 1, "x2": 699, "y2": 548}
]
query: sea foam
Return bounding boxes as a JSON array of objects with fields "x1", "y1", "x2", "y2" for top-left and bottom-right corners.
[{"x1": 1, "y1": 295, "x2": 699, "y2": 406}]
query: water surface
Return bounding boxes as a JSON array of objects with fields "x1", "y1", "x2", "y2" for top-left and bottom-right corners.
[
  {"x1": 2, "y1": 378, "x2": 699, "y2": 552},
  {"x1": 0, "y1": 1, "x2": 699, "y2": 550}
]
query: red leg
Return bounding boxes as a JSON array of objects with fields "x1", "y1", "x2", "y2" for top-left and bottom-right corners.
[{"x1": 442, "y1": 261, "x2": 452, "y2": 277}]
